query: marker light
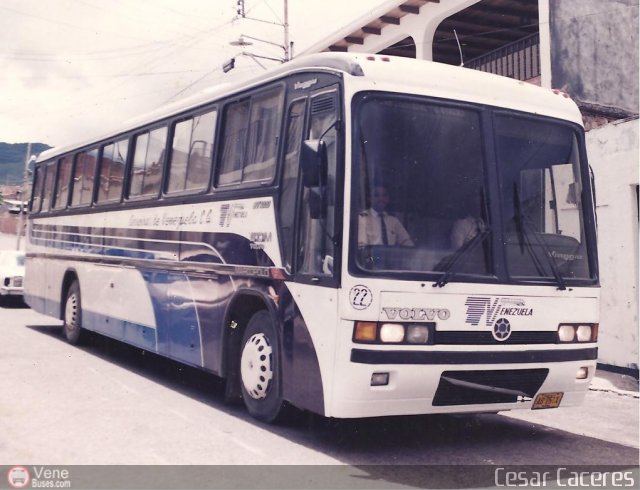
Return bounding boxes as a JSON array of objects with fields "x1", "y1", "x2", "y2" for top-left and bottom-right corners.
[
  {"x1": 558, "y1": 324, "x2": 577, "y2": 342},
  {"x1": 379, "y1": 323, "x2": 405, "y2": 343},
  {"x1": 406, "y1": 324, "x2": 430, "y2": 344},
  {"x1": 576, "y1": 325, "x2": 593, "y2": 342},
  {"x1": 354, "y1": 322, "x2": 377, "y2": 342},
  {"x1": 576, "y1": 367, "x2": 589, "y2": 380},
  {"x1": 371, "y1": 372, "x2": 390, "y2": 386}
]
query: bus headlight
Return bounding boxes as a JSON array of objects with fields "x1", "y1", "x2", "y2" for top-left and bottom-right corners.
[
  {"x1": 557, "y1": 323, "x2": 598, "y2": 343},
  {"x1": 353, "y1": 322, "x2": 436, "y2": 345},
  {"x1": 558, "y1": 325, "x2": 576, "y2": 342},
  {"x1": 406, "y1": 324, "x2": 430, "y2": 344},
  {"x1": 576, "y1": 325, "x2": 593, "y2": 342},
  {"x1": 379, "y1": 323, "x2": 405, "y2": 343}
]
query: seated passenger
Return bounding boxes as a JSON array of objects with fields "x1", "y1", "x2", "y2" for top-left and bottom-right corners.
[
  {"x1": 450, "y1": 215, "x2": 486, "y2": 249},
  {"x1": 358, "y1": 184, "x2": 414, "y2": 247}
]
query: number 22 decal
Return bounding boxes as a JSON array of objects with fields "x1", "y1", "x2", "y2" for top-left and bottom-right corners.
[{"x1": 349, "y1": 285, "x2": 373, "y2": 310}]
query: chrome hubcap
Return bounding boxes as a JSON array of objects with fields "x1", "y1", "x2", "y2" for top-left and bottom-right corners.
[{"x1": 240, "y1": 333, "x2": 273, "y2": 400}]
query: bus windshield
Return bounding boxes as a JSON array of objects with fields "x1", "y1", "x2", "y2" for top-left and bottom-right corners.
[{"x1": 353, "y1": 93, "x2": 594, "y2": 284}]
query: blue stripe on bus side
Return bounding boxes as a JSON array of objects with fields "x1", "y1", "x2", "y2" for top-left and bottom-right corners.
[
  {"x1": 141, "y1": 270, "x2": 203, "y2": 367},
  {"x1": 23, "y1": 294, "x2": 158, "y2": 352},
  {"x1": 84, "y1": 309, "x2": 157, "y2": 352}
]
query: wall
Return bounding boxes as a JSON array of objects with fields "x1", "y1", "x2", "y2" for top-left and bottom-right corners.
[
  {"x1": 549, "y1": 0, "x2": 639, "y2": 112},
  {"x1": 586, "y1": 118, "x2": 639, "y2": 371}
]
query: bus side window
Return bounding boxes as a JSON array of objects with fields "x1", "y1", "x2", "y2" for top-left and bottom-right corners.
[
  {"x1": 298, "y1": 89, "x2": 339, "y2": 277},
  {"x1": 167, "y1": 109, "x2": 216, "y2": 194},
  {"x1": 98, "y1": 138, "x2": 128, "y2": 203},
  {"x1": 217, "y1": 86, "x2": 284, "y2": 187},
  {"x1": 30, "y1": 165, "x2": 44, "y2": 212},
  {"x1": 129, "y1": 127, "x2": 167, "y2": 198},
  {"x1": 71, "y1": 149, "x2": 98, "y2": 206},
  {"x1": 40, "y1": 162, "x2": 57, "y2": 212},
  {"x1": 52, "y1": 156, "x2": 72, "y2": 210}
]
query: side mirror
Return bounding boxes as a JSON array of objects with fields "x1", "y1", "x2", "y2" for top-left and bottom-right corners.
[{"x1": 301, "y1": 139, "x2": 327, "y2": 188}]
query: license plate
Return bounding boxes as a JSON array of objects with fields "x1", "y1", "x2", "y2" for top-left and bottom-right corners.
[{"x1": 532, "y1": 392, "x2": 564, "y2": 409}]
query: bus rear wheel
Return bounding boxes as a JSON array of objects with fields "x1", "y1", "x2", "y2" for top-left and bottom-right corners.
[
  {"x1": 63, "y1": 281, "x2": 85, "y2": 345},
  {"x1": 239, "y1": 310, "x2": 284, "y2": 423}
]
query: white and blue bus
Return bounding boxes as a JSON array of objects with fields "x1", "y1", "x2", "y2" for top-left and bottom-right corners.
[{"x1": 25, "y1": 53, "x2": 599, "y2": 422}]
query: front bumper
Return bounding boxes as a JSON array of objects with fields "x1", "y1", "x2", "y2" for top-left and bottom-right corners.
[{"x1": 328, "y1": 347, "x2": 597, "y2": 418}]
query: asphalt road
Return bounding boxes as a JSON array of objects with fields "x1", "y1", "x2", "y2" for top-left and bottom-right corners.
[{"x1": 1, "y1": 302, "x2": 638, "y2": 489}]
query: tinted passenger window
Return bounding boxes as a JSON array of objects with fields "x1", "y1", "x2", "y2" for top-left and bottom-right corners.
[
  {"x1": 167, "y1": 110, "x2": 216, "y2": 193},
  {"x1": 53, "y1": 156, "x2": 72, "y2": 210},
  {"x1": 71, "y1": 149, "x2": 98, "y2": 206},
  {"x1": 217, "y1": 87, "x2": 283, "y2": 186},
  {"x1": 31, "y1": 166, "x2": 44, "y2": 212},
  {"x1": 130, "y1": 127, "x2": 167, "y2": 198},
  {"x1": 98, "y1": 138, "x2": 128, "y2": 203},
  {"x1": 41, "y1": 163, "x2": 56, "y2": 212}
]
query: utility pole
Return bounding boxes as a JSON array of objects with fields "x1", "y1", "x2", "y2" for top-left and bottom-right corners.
[
  {"x1": 231, "y1": 0, "x2": 291, "y2": 62},
  {"x1": 283, "y1": 0, "x2": 290, "y2": 61},
  {"x1": 16, "y1": 142, "x2": 31, "y2": 250}
]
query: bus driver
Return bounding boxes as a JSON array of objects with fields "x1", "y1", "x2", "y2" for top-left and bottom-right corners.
[{"x1": 358, "y1": 184, "x2": 414, "y2": 247}]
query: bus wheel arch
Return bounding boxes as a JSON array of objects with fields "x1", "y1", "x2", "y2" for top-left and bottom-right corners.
[{"x1": 222, "y1": 291, "x2": 284, "y2": 421}]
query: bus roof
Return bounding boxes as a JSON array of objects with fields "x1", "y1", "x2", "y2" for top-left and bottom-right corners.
[{"x1": 37, "y1": 53, "x2": 582, "y2": 163}]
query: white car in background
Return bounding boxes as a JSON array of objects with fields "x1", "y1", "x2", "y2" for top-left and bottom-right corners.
[{"x1": 0, "y1": 250, "x2": 25, "y2": 297}]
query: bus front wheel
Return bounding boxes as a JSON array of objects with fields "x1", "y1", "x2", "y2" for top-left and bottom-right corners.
[
  {"x1": 239, "y1": 310, "x2": 284, "y2": 423},
  {"x1": 63, "y1": 281, "x2": 85, "y2": 345}
]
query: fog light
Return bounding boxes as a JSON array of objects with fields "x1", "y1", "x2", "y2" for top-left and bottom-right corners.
[
  {"x1": 354, "y1": 322, "x2": 377, "y2": 342},
  {"x1": 406, "y1": 324, "x2": 430, "y2": 344},
  {"x1": 380, "y1": 323, "x2": 405, "y2": 343},
  {"x1": 371, "y1": 372, "x2": 389, "y2": 386},
  {"x1": 576, "y1": 366, "x2": 589, "y2": 379},
  {"x1": 558, "y1": 324, "x2": 576, "y2": 342},
  {"x1": 576, "y1": 325, "x2": 592, "y2": 342}
]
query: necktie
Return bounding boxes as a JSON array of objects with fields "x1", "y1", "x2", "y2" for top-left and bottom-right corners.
[{"x1": 379, "y1": 212, "x2": 389, "y2": 245}]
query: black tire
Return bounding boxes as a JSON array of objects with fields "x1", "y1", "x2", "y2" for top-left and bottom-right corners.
[
  {"x1": 63, "y1": 280, "x2": 85, "y2": 345},
  {"x1": 239, "y1": 310, "x2": 284, "y2": 423}
]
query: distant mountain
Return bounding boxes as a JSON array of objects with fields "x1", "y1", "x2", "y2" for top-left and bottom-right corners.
[{"x1": 0, "y1": 142, "x2": 51, "y2": 185}]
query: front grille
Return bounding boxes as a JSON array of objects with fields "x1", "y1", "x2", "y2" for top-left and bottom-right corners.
[
  {"x1": 13, "y1": 277, "x2": 23, "y2": 288},
  {"x1": 434, "y1": 331, "x2": 557, "y2": 345},
  {"x1": 432, "y1": 368, "x2": 549, "y2": 406}
]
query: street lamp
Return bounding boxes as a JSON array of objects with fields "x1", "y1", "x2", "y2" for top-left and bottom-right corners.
[
  {"x1": 224, "y1": 33, "x2": 290, "y2": 74},
  {"x1": 226, "y1": 0, "x2": 291, "y2": 75}
]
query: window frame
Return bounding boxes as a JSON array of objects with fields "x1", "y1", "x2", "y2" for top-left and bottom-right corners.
[
  {"x1": 165, "y1": 107, "x2": 218, "y2": 197},
  {"x1": 127, "y1": 124, "x2": 169, "y2": 201},
  {"x1": 30, "y1": 164, "x2": 46, "y2": 213},
  {"x1": 96, "y1": 137, "x2": 130, "y2": 205},
  {"x1": 52, "y1": 155, "x2": 73, "y2": 211},
  {"x1": 214, "y1": 83, "x2": 286, "y2": 191},
  {"x1": 70, "y1": 147, "x2": 99, "y2": 209},
  {"x1": 39, "y1": 160, "x2": 58, "y2": 213}
]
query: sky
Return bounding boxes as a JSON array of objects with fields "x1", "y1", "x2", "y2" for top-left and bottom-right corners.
[{"x1": 0, "y1": 0, "x2": 390, "y2": 147}]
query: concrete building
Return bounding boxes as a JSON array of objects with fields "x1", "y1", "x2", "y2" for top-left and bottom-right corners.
[{"x1": 304, "y1": 0, "x2": 639, "y2": 375}]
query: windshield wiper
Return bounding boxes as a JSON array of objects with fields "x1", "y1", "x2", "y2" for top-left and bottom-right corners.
[
  {"x1": 513, "y1": 183, "x2": 567, "y2": 291},
  {"x1": 433, "y1": 226, "x2": 490, "y2": 288}
]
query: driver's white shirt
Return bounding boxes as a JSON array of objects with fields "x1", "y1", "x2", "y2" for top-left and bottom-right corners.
[{"x1": 358, "y1": 208, "x2": 414, "y2": 247}]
